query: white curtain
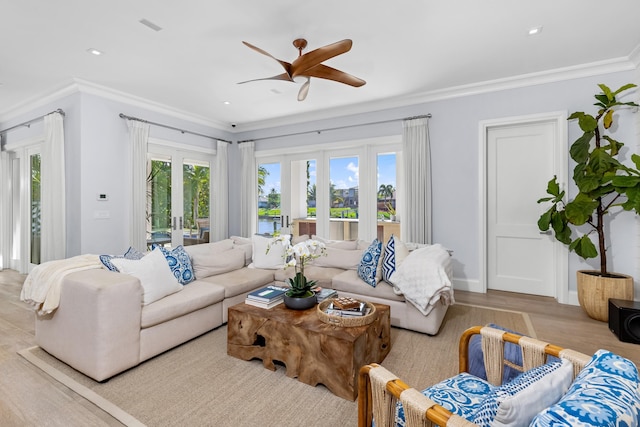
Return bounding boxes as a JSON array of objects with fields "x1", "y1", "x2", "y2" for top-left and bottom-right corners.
[
  {"x1": 402, "y1": 117, "x2": 432, "y2": 244},
  {"x1": 127, "y1": 119, "x2": 150, "y2": 252},
  {"x1": 0, "y1": 147, "x2": 10, "y2": 269},
  {"x1": 211, "y1": 140, "x2": 229, "y2": 241},
  {"x1": 239, "y1": 141, "x2": 257, "y2": 237},
  {"x1": 40, "y1": 112, "x2": 66, "y2": 261}
]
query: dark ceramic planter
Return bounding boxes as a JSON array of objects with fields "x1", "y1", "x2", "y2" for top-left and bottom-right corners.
[{"x1": 283, "y1": 293, "x2": 317, "y2": 310}]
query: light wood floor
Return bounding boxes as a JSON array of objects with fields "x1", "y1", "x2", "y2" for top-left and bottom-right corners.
[{"x1": 1, "y1": 269, "x2": 639, "y2": 426}]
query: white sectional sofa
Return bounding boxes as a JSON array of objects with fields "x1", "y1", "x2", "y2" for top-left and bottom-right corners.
[{"x1": 33, "y1": 234, "x2": 453, "y2": 382}]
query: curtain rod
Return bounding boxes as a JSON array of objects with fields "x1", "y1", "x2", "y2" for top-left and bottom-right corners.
[
  {"x1": 0, "y1": 108, "x2": 65, "y2": 136},
  {"x1": 118, "y1": 113, "x2": 232, "y2": 144},
  {"x1": 237, "y1": 113, "x2": 431, "y2": 144}
]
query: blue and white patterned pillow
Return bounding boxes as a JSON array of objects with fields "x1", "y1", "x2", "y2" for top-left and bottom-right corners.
[
  {"x1": 358, "y1": 239, "x2": 382, "y2": 287},
  {"x1": 156, "y1": 245, "x2": 195, "y2": 285},
  {"x1": 394, "y1": 373, "x2": 495, "y2": 426},
  {"x1": 382, "y1": 235, "x2": 396, "y2": 283},
  {"x1": 99, "y1": 247, "x2": 146, "y2": 272},
  {"x1": 530, "y1": 350, "x2": 640, "y2": 427}
]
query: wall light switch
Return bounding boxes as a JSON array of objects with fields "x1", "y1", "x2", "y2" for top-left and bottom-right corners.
[{"x1": 94, "y1": 210, "x2": 110, "y2": 219}]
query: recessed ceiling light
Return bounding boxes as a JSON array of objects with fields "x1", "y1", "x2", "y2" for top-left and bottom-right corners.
[
  {"x1": 528, "y1": 26, "x2": 543, "y2": 36},
  {"x1": 87, "y1": 48, "x2": 103, "y2": 56},
  {"x1": 139, "y1": 19, "x2": 163, "y2": 32},
  {"x1": 223, "y1": 101, "x2": 231, "y2": 105}
]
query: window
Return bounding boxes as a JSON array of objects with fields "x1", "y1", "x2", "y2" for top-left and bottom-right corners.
[{"x1": 255, "y1": 137, "x2": 401, "y2": 242}]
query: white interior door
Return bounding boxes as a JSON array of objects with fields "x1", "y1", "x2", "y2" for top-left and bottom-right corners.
[{"x1": 486, "y1": 119, "x2": 561, "y2": 297}]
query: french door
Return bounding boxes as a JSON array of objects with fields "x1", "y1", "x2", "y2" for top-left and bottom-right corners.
[
  {"x1": 3, "y1": 144, "x2": 42, "y2": 273},
  {"x1": 147, "y1": 144, "x2": 212, "y2": 249},
  {"x1": 257, "y1": 154, "x2": 318, "y2": 237}
]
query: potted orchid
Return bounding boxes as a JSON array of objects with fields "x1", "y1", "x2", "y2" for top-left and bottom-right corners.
[{"x1": 267, "y1": 235, "x2": 327, "y2": 309}]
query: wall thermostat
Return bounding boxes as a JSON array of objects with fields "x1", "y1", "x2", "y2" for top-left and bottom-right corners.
[{"x1": 97, "y1": 193, "x2": 109, "y2": 201}]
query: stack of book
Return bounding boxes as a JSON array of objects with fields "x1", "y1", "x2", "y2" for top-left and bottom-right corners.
[
  {"x1": 314, "y1": 287, "x2": 338, "y2": 303},
  {"x1": 324, "y1": 297, "x2": 370, "y2": 317},
  {"x1": 245, "y1": 285, "x2": 288, "y2": 309}
]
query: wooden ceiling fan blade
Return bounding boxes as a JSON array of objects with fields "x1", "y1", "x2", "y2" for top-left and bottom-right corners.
[
  {"x1": 297, "y1": 78, "x2": 310, "y2": 101},
  {"x1": 291, "y1": 39, "x2": 352, "y2": 77},
  {"x1": 242, "y1": 41, "x2": 292, "y2": 75},
  {"x1": 303, "y1": 64, "x2": 366, "y2": 87},
  {"x1": 237, "y1": 73, "x2": 294, "y2": 84}
]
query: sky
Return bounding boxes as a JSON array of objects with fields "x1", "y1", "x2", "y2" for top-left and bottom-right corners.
[{"x1": 260, "y1": 153, "x2": 396, "y2": 195}]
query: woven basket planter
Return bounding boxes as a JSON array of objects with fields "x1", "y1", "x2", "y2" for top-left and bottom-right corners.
[{"x1": 577, "y1": 270, "x2": 634, "y2": 322}]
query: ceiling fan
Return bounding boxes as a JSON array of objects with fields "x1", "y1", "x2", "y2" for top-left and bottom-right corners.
[{"x1": 239, "y1": 38, "x2": 366, "y2": 101}]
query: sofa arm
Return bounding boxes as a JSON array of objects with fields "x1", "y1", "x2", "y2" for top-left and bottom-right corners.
[{"x1": 35, "y1": 269, "x2": 143, "y2": 381}]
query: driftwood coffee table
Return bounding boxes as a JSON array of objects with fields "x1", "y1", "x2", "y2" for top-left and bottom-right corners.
[{"x1": 227, "y1": 301, "x2": 391, "y2": 400}]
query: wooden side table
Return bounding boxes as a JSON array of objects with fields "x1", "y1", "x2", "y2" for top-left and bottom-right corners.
[{"x1": 227, "y1": 302, "x2": 391, "y2": 400}]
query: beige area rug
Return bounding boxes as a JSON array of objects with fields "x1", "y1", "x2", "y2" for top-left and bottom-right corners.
[{"x1": 19, "y1": 304, "x2": 533, "y2": 427}]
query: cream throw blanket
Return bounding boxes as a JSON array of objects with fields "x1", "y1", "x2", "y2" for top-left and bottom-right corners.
[
  {"x1": 20, "y1": 254, "x2": 103, "y2": 315},
  {"x1": 389, "y1": 244, "x2": 454, "y2": 315}
]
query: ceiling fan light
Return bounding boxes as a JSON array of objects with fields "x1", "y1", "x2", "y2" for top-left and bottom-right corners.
[{"x1": 298, "y1": 79, "x2": 310, "y2": 101}]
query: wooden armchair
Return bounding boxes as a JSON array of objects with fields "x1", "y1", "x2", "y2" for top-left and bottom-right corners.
[{"x1": 358, "y1": 326, "x2": 593, "y2": 427}]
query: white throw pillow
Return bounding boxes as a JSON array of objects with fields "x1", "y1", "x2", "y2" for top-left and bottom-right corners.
[
  {"x1": 111, "y1": 248, "x2": 183, "y2": 305},
  {"x1": 251, "y1": 235, "x2": 285, "y2": 269},
  {"x1": 492, "y1": 359, "x2": 573, "y2": 426}
]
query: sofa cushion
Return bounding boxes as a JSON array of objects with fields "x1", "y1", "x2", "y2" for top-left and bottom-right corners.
[
  {"x1": 274, "y1": 265, "x2": 342, "y2": 289},
  {"x1": 111, "y1": 248, "x2": 183, "y2": 305},
  {"x1": 312, "y1": 236, "x2": 358, "y2": 250},
  {"x1": 203, "y1": 267, "x2": 275, "y2": 298},
  {"x1": 230, "y1": 236, "x2": 253, "y2": 265},
  {"x1": 358, "y1": 239, "x2": 382, "y2": 287},
  {"x1": 141, "y1": 280, "x2": 225, "y2": 328},
  {"x1": 190, "y1": 247, "x2": 245, "y2": 279},
  {"x1": 185, "y1": 239, "x2": 234, "y2": 256},
  {"x1": 530, "y1": 350, "x2": 640, "y2": 427},
  {"x1": 311, "y1": 247, "x2": 363, "y2": 270},
  {"x1": 156, "y1": 245, "x2": 195, "y2": 285},
  {"x1": 331, "y1": 270, "x2": 404, "y2": 301}
]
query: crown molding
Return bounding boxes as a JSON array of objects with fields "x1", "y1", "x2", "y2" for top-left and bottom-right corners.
[
  {"x1": 0, "y1": 80, "x2": 78, "y2": 123},
  {"x1": 73, "y1": 78, "x2": 228, "y2": 130},
  {"x1": 0, "y1": 78, "x2": 228, "y2": 131},
  {"x1": 236, "y1": 55, "x2": 638, "y2": 133}
]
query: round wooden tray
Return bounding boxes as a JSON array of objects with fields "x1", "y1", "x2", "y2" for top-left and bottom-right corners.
[{"x1": 317, "y1": 299, "x2": 376, "y2": 327}]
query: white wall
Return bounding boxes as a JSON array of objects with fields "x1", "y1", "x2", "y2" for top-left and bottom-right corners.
[
  {"x1": 233, "y1": 71, "x2": 639, "y2": 296},
  {"x1": 2, "y1": 69, "x2": 638, "y2": 298}
]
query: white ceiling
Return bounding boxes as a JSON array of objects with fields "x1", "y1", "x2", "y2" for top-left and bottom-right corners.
[{"x1": 2, "y1": 0, "x2": 640, "y2": 131}]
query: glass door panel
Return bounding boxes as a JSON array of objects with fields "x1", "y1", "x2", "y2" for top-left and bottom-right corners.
[
  {"x1": 257, "y1": 162, "x2": 282, "y2": 236},
  {"x1": 183, "y1": 159, "x2": 210, "y2": 245},
  {"x1": 147, "y1": 158, "x2": 172, "y2": 248},
  {"x1": 377, "y1": 152, "x2": 400, "y2": 242},
  {"x1": 30, "y1": 153, "x2": 41, "y2": 265},
  {"x1": 329, "y1": 156, "x2": 359, "y2": 240},
  {"x1": 291, "y1": 158, "x2": 317, "y2": 238}
]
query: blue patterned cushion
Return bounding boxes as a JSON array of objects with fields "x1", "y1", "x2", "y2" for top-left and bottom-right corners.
[
  {"x1": 157, "y1": 245, "x2": 195, "y2": 285},
  {"x1": 393, "y1": 373, "x2": 496, "y2": 427},
  {"x1": 530, "y1": 350, "x2": 640, "y2": 427},
  {"x1": 358, "y1": 239, "x2": 382, "y2": 287},
  {"x1": 382, "y1": 235, "x2": 396, "y2": 283},
  {"x1": 470, "y1": 359, "x2": 573, "y2": 427},
  {"x1": 99, "y1": 247, "x2": 145, "y2": 272}
]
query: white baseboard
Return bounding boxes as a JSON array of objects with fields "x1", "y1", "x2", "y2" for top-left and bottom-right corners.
[{"x1": 452, "y1": 278, "x2": 483, "y2": 293}]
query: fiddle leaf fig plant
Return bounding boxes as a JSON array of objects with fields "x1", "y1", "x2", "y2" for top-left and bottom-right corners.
[{"x1": 538, "y1": 83, "x2": 639, "y2": 276}]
